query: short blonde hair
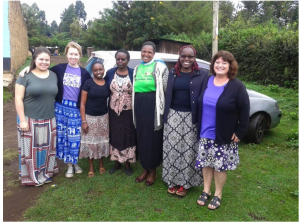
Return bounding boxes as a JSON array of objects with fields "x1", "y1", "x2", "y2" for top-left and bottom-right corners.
[{"x1": 64, "y1": 41, "x2": 82, "y2": 57}]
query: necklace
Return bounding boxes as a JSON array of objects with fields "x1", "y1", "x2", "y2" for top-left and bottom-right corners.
[{"x1": 116, "y1": 73, "x2": 129, "y2": 87}]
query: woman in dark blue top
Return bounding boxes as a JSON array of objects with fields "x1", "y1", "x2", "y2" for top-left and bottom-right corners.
[
  {"x1": 79, "y1": 62, "x2": 110, "y2": 177},
  {"x1": 163, "y1": 46, "x2": 208, "y2": 197},
  {"x1": 195, "y1": 51, "x2": 250, "y2": 210},
  {"x1": 104, "y1": 50, "x2": 136, "y2": 176}
]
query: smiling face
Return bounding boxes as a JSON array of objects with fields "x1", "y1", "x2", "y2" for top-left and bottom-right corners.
[
  {"x1": 115, "y1": 52, "x2": 129, "y2": 69},
  {"x1": 214, "y1": 57, "x2": 230, "y2": 77},
  {"x1": 92, "y1": 63, "x2": 105, "y2": 80},
  {"x1": 34, "y1": 52, "x2": 51, "y2": 71},
  {"x1": 141, "y1": 45, "x2": 155, "y2": 63},
  {"x1": 66, "y1": 47, "x2": 80, "y2": 67},
  {"x1": 179, "y1": 47, "x2": 195, "y2": 72}
]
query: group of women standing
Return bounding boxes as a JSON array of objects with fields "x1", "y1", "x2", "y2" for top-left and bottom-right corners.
[{"x1": 15, "y1": 40, "x2": 249, "y2": 210}]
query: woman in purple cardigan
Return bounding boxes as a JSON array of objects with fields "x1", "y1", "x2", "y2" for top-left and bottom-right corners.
[
  {"x1": 50, "y1": 42, "x2": 91, "y2": 178},
  {"x1": 196, "y1": 51, "x2": 250, "y2": 210}
]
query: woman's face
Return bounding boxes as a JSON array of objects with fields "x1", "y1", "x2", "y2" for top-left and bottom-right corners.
[
  {"x1": 214, "y1": 57, "x2": 230, "y2": 76},
  {"x1": 92, "y1": 63, "x2": 105, "y2": 80},
  {"x1": 141, "y1": 45, "x2": 155, "y2": 63},
  {"x1": 66, "y1": 47, "x2": 80, "y2": 66},
  {"x1": 115, "y1": 52, "x2": 129, "y2": 69},
  {"x1": 179, "y1": 47, "x2": 195, "y2": 71},
  {"x1": 34, "y1": 52, "x2": 50, "y2": 71}
]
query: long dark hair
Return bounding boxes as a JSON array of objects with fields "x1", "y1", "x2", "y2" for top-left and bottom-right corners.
[
  {"x1": 174, "y1": 45, "x2": 199, "y2": 76},
  {"x1": 29, "y1": 47, "x2": 51, "y2": 73}
]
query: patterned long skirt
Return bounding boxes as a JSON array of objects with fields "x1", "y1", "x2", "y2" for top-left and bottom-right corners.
[
  {"x1": 109, "y1": 108, "x2": 136, "y2": 163},
  {"x1": 55, "y1": 100, "x2": 81, "y2": 164},
  {"x1": 195, "y1": 138, "x2": 239, "y2": 172},
  {"x1": 79, "y1": 114, "x2": 110, "y2": 159},
  {"x1": 162, "y1": 109, "x2": 203, "y2": 189},
  {"x1": 17, "y1": 116, "x2": 58, "y2": 186}
]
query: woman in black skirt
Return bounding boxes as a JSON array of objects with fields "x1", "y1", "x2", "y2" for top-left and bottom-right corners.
[
  {"x1": 132, "y1": 41, "x2": 169, "y2": 186},
  {"x1": 104, "y1": 49, "x2": 136, "y2": 176}
]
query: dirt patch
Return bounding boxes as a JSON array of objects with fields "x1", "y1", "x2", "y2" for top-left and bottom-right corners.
[{"x1": 3, "y1": 56, "x2": 78, "y2": 221}]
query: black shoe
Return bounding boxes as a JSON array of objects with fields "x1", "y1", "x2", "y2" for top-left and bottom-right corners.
[
  {"x1": 125, "y1": 167, "x2": 133, "y2": 176},
  {"x1": 109, "y1": 164, "x2": 122, "y2": 174}
]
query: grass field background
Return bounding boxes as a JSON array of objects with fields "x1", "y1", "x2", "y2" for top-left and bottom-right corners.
[{"x1": 21, "y1": 82, "x2": 298, "y2": 221}]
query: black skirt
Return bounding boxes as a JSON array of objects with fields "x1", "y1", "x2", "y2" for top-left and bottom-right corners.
[
  {"x1": 109, "y1": 108, "x2": 136, "y2": 151},
  {"x1": 134, "y1": 92, "x2": 163, "y2": 170}
]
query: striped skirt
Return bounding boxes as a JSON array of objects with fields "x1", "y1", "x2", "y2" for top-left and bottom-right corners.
[
  {"x1": 55, "y1": 100, "x2": 81, "y2": 164},
  {"x1": 17, "y1": 116, "x2": 58, "y2": 186}
]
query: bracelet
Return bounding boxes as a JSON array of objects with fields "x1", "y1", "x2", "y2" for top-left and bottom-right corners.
[{"x1": 82, "y1": 121, "x2": 87, "y2": 123}]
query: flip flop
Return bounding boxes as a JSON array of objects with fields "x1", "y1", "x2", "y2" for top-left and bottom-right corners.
[
  {"x1": 99, "y1": 167, "x2": 106, "y2": 174},
  {"x1": 88, "y1": 172, "x2": 95, "y2": 178}
]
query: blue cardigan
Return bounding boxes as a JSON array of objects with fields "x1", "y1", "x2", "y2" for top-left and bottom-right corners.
[
  {"x1": 197, "y1": 75, "x2": 250, "y2": 144},
  {"x1": 164, "y1": 68, "x2": 209, "y2": 124},
  {"x1": 104, "y1": 67, "x2": 134, "y2": 86},
  {"x1": 50, "y1": 63, "x2": 91, "y2": 109}
]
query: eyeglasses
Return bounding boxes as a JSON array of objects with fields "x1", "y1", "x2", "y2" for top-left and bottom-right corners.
[
  {"x1": 116, "y1": 58, "x2": 126, "y2": 61},
  {"x1": 180, "y1": 55, "x2": 195, "y2": 59}
]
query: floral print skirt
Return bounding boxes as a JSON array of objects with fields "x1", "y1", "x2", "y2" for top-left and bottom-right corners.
[{"x1": 195, "y1": 138, "x2": 239, "y2": 172}]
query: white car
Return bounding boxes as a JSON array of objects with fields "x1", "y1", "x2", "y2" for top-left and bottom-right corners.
[{"x1": 85, "y1": 51, "x2": 282, "y2": 144}]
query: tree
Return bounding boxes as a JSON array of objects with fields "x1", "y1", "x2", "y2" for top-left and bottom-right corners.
[
  {"x1": 50, "y1": 20, "x2": 58, "y2": 34},
  {"x1": 219, "y1": 1, "x2": 235, "y2": 27},
  {"x1": 75, "y1": 1, "x2": 87, "y2": 22},
  {"x1": 70, "y1": 17, "x2": 82, "y2": 41},
  {"x1": 59, "y1": 4, "x2": 76, "y2": 33},
  {"x1": 260, "y1": 1, "x2": 299, "y2": 26},
  {"x1": 21, "y1": 3, "x2": 48, "y2": 37}
]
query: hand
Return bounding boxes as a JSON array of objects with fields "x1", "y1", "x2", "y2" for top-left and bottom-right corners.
[
  {"x1": 81, "y1": 122, "x2": 89, "y2": 133},
  {"x1": 19, "y1": 67, "x2": 30, "y2": 77},
  {"x1": 20, "y1": 121, "x2": 29, "y2": 132},
  {"x1": 231, "y1": 133, "x2": 240, "y2": 143}
]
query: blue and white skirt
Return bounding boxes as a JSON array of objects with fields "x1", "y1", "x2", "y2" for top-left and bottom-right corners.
[{"x1": 55, "y1": 99, "x2": 81, "y2": 164}]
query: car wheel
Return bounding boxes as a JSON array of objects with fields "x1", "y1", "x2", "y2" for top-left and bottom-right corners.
[{"x1": 245, "y1": 114, "x2": 266, "y2": 144}]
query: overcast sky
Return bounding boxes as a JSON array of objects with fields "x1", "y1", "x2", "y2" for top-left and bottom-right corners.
[
  {"x1": 20, "y1": 0, "x2": 114, "y2": 24},
  {"x1": 20, "y1": 0, "x2": 241, "y2": 25}
]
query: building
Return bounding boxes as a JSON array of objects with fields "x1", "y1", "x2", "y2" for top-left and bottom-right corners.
[
  {"x1": 3, "y1": 1, "x2": 29, "y2": 87},
  {"x1": 149, "y1": 39, "x2": 191, "y2": 54}
]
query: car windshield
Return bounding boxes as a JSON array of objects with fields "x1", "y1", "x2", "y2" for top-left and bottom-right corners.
[{"x1": 84, "y1": 57, "x2": 105, "y2": 76}]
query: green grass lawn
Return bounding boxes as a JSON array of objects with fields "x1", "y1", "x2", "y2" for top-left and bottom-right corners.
[{"x1": 21, "y1": 82, "x2": 299, "y2": 221}]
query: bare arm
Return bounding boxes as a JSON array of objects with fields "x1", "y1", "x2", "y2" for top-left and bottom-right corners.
[
  {"x1": 18, "y1": 66, "x2": 30, "y2": 77},
  {"x1": 15, "y1": 84, "x2": 29, "y2": 131},
  {"x1": 80, "y1": 90, "x2": 89, "y2": 133}
]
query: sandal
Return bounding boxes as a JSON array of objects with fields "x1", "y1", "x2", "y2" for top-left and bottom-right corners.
[
  {"x1": 197, "y1": 191, "x2": 211, "y2": 206},
  {"x1": 145, "y1": 175, "x2": 157, "y2": 186},
  {"x1": 88, "y1": 172, "x2": 95, "y2": 178},
  {"x1": 208, "y1": 196, "x2": 221, "y2": 210},
  {"x1": 99, "y1": 167, "x2": 106, "y2": 174},
  {"x1": 135, "y1": 172, "x2": 149, "y2": 183},
  {"x1": 176, "y1": 186, "x2": 187, "y2": 197},
  {"x1": 167, "y1": 186, "x2": 178, "y2": 194}
]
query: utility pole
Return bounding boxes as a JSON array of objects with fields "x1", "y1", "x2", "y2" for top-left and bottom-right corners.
[{"x1": 212, "y1": 0, "x2": 219, "y2": 57}]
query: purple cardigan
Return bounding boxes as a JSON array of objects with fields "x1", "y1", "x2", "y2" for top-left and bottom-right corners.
[
  {"x1": 164, "y1": 68, "x2": 209, "y2": 124},
  {"x1": 50, "y1": 63, "x2": 91, "y2": 109}
]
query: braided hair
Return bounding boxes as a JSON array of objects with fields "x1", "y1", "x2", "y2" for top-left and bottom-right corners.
[{"x1": 174, "y1": 45, "x2": 199, "y2": 76}]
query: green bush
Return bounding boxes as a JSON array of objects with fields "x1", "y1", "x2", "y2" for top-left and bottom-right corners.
[{"x1": 164, "y1": 19, "x2": 298, "y2": 88}]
